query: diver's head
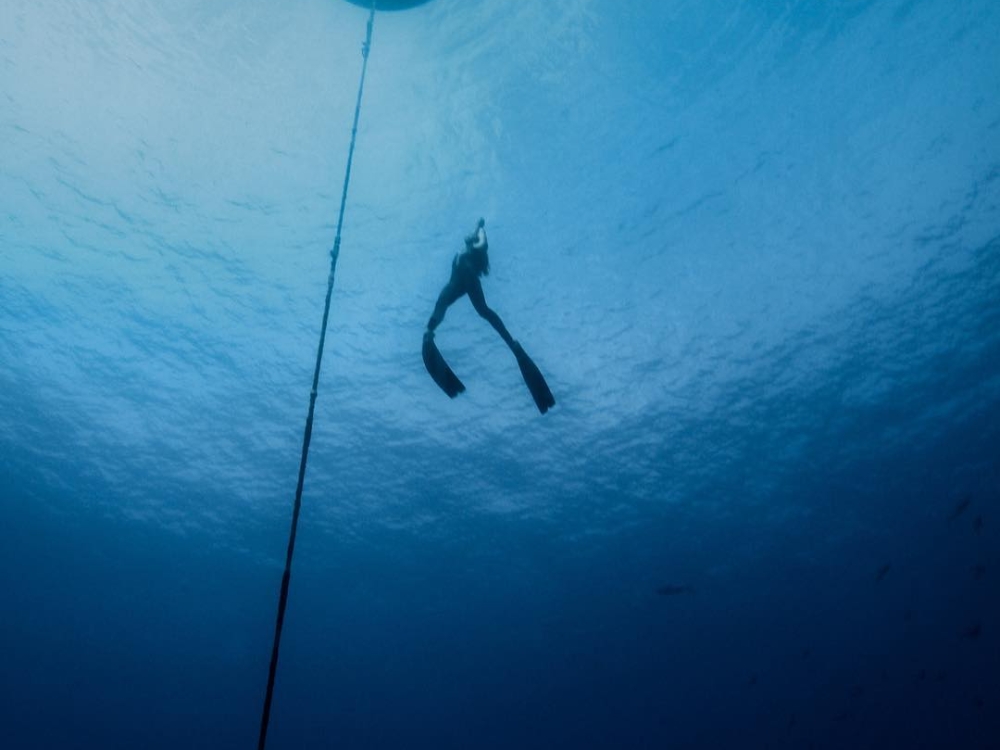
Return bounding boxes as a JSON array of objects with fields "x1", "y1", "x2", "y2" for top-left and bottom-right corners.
[{"x1": 463, "y1": 219, "x2": 489, "y2": 275}]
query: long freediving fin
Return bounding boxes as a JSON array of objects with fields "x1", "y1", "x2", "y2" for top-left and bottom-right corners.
[
  {"x1": 422, "y1": 332, "x2": 466, "y2": 399},
  {"x1": 512, "y1": 342, "x2": 555, "y2": 414}
]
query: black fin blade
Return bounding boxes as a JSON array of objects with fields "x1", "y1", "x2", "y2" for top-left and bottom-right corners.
[
  {"x1": 422, "y1": 335, "x2": 466, "y2": 399},
  {"x1": 514, "y1": 344, "x2": 555, "y2": 414}
]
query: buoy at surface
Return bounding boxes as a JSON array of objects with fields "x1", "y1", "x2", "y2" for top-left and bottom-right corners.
[{"x1": 343, "y1": 0, "x2": 435, "y2": 10}]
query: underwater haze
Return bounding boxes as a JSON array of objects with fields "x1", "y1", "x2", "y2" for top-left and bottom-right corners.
[{"x1": 2, "y1": 0, "x2": 999, "y2": 747}]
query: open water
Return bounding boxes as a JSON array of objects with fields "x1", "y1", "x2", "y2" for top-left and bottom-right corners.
[{"x1": 1, "y1": 0, "x2": 998, "y2": 747}]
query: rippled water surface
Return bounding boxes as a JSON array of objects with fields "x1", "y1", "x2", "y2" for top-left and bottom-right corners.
[{"x1": 2, "y1": 0, "x2": 999, "y2": 747}]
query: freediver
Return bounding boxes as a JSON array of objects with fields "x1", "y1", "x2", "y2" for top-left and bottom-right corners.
[{"x1": 422, "y1": 218, "x2": 555, "y2": 414}]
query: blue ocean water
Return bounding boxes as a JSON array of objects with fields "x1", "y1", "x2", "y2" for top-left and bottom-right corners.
[{"x1": 2, "y1": 0, "x2": 999, "y2": 747}]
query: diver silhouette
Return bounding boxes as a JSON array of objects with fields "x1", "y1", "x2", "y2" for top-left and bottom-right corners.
[{"x1": 422, "y1": 218, "x2": 555, "y2": 414}]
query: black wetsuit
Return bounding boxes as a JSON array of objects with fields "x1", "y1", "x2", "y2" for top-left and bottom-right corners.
[
  {"x1": 426, "y1": 249, "x2": 515, "y2": 349},
  {"x1": 422, "y1": 235, "x2": 555, "y2": 413}
]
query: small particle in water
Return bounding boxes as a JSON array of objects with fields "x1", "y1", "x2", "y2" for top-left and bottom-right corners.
[
  {"x1": 973, "y1": 563, "x2": 986, "y2": 581},
  {"x1": 973, "y1": 515, "x2": 984, "y2": 534},
  {"x1": 962, "y1": 623, "x2": 982, "y2": 641},
  {"x1": 948, "y1": 496, "x2": 972, "y2": 522},
  {"x1": 875, "y1": 563, "x2": 892, "y2": 582}
]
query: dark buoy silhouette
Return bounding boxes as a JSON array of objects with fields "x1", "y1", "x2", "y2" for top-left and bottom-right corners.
[{"x1": 343, "y1": 0, "x2": 435, "y2": 10}]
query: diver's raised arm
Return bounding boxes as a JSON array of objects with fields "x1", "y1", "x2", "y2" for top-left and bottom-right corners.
[{"x1": 470, "y1": 218, "x2": 487, "y2": 250}]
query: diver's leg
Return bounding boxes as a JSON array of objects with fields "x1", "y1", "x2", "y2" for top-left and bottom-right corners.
[
  {"x1": 427, "y1": 282, "x2": 464, "y2": 334},
  {"x1": 423, "y1": 280, "x2": 468, "y2": 397},
  {"x1": 481, "y1": 308, "x2": 516, "y2": 349},
  {"x1": 467, "y1": 279, "x2": 554, "y2": 412},
  {"x1": 467, "y1": 279, "x2": 515, "y2": 349}
]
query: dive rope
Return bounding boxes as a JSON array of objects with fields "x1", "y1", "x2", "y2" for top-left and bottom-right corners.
[{"x1": 257, "y1": 2, "x2": 377, "y2": 747}]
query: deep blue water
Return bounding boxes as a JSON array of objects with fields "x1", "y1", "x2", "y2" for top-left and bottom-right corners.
[{"x1": 2, "y1": 0, "x2": 999, "y2": 748}]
